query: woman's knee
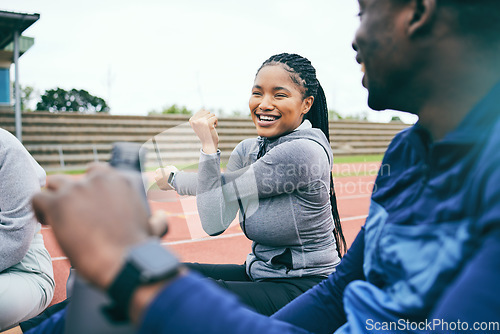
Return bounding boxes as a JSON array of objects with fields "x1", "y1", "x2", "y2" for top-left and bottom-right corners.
[{"x1": 0, "y1": 271, "x2": 52, "y2": 330}]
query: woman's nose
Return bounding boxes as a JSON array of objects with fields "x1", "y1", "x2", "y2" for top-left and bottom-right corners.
[{"x1": 258, "y1": 96, "x2": 274, "y2": 111}]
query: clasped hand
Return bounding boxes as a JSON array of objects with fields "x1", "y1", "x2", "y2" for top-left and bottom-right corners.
[
  {"x1": 189, "y1": 109, "x2": 219, "y2": 154},
  {"x1": 31, "y1": 163, "x2": 169, "y2": 291}
]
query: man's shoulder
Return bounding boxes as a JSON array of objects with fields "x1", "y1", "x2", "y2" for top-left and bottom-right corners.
[
  {"x1": 386, "y1": 126, "x2": 414, "y2": 149},
  {"x1": 482, "y1": 117, "x2": 500, "y2": 158},
  {"x1": 379, "y1": 126, "x2": 418, "y2": 168},
  {"x1": 0, "y1": 127, "x2": 25, "y2": 159},
  {"x1": 473, "y1": 117, "x2": 500, "y2": 186},
  {"x1": 472, "y1": 118, "x2": 500, "y2": 234},
  {"x1": 469, "y1": 117, "x2": 500, "y2": 183},
  {"x1": 0, "y1": 127, "x2": 19, "y2": 146}
]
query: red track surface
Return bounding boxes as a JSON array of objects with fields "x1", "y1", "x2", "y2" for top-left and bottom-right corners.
[{"x1": 42, "y1": 162, "x2": 378, "y2": 306}]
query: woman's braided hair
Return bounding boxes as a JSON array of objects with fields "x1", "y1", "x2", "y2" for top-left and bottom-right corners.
[{"x1": 257, "y1": 53, "x2": 347, "y2": 257}]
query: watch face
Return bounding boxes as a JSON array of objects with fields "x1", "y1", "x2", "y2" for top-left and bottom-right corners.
[
  {"x1": 129, "y1": 241, "x2": 179, "y2": 282},
  {"x1": 168, "y1": 171, "x2": 175, "y2": 184}
]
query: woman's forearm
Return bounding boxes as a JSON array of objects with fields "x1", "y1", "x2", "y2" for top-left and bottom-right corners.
[
  {"x1": 196, "y1": 150, "x2": 240, "y2": 236},
  {"x1": 171, "y1": 171, "x2": 198, "y2": 196}
]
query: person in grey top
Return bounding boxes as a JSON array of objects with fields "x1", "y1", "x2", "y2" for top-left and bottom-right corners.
[
  {"x1": 155, "y1": 53, "x2": 346, "y2": 315},
  {"x1": 0, "y1": 128, "x2": 55, "y2": 331}
]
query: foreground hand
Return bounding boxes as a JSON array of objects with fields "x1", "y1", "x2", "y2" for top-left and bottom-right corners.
[
  {"x1": 32, "y1": 163, "x2": 153, "y2": 290},
  {"x1": 189, "y1": 109, "x2": 219, "y2": 154},
  {"x1": 154, "y1": 166, "x2": 178, "y2": 190},
  {"x1": 149, "y1": 210, "x2": 169, "y2": 237}
]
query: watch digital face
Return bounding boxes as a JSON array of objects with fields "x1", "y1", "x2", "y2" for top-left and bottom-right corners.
[
  {"x1": 168, "y1": 171, "x2": 175, "y2": 185},
  {"x1": 129, "y1": 241, "x2": 179, "y2": 282}
]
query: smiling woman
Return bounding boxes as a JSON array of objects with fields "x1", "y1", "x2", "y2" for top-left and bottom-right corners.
[
  {"x1": 155, "y1": 53, "x2": 346, "y2": 316},
  {"x1": 250, "y1": 65, "x2": 313, "y2": 139}
]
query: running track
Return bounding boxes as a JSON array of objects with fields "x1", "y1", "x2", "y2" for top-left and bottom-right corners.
[{"x1": 42, "y1": 162, "x2": 379, "y2": 305}]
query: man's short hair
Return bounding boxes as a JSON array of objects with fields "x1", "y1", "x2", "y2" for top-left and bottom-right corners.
[
  {"x1": 394, "y1": 0, "x2": 500, "y2": 44},
  {"x1": 440, "y1": 0, "x2": 500, "y2": 42}
]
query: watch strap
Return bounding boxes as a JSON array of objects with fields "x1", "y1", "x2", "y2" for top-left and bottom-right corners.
[
  {"x1": 103, "y1": 241, "x2": 180, "y2": 322},
  {"x1": 103, "y1": 260, "x2": 142, "y2": 322}
]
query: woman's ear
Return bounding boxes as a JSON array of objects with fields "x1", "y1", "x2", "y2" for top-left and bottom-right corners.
[{"x1": 302, "y1": 96, "x2": 314, "y2": 115}]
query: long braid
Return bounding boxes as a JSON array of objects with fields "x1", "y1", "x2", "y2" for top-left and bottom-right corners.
[
  {"x1": 306, "y1": 84, "x2": 329, "y2": 141},
  {"x1": 257, "y1": 53, "x2": 347, "y2": 257}
]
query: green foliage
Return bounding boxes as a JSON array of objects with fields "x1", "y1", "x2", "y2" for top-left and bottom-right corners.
[
  {"x1": 11, "y1": 83, "x2": 37, "y2": 111},
  {"x1": 162, "y1": 104, "x2": 191, "y2": 115},
  {"x1": 328, "y1": 109, "x2": 343, "y2": 120},
  {"x1": 230, "y1": 109, "x2": 249, "y2": 117},
  {"x1": 21, "y1": 85, "x2": 35, "y2": 111},
  {"x1": 148, "y1": 104, "x2": 192, "y2": 116},
  {"x1": 329, "y1": 110, "x2": 369, "y2": 121},
  {"x1": 343, "y1": 112, "x2": 368, "y2": 121},
  {"x1": 36, "y1": 88, "x2": 109, "y2": 113}
]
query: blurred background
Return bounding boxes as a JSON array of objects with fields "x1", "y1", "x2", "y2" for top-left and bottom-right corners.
[{"x1": 1, "y1": 0, "x2": 418, "y2": 123}]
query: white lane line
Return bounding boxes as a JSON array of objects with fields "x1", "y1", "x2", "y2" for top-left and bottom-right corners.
[
  {"x1": 50, "y1": 216, "x2": 368, "y2": 263},
  {"x1": 43, "y1": 195, "x2": 371, "y2": 233},
  {"x1": 50, "y1": 232, "x2": 247, "y2": 262},
  {"x1": 161, "y1": 232, "x2": 246, "y2": 246},
  {"x1": 342, "y1": 215, "x2": 368, "y2": 222}
]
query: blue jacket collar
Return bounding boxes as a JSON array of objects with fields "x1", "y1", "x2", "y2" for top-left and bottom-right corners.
[
  {"x1": 410, "y1": 80, "x2": 500, "y2": 146},
  {"x1": 440, "y1": 80, "x2": 500, "y2": 144}
]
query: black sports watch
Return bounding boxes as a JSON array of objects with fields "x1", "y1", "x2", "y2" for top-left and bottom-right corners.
[
  {"x1": 167, "y1": 170, "x2": 177, "y2": 188},
  {"x1": 104, "y1": 239, "x2": 180, "y2": 322}
]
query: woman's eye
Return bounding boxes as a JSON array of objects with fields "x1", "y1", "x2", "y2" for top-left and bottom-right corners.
[
  {"x1": 275, "y1": 94, "x2": 287, "y2": 98},
  {"x1": 252, "y1": 92, "x2": 262, "y2": 96}
]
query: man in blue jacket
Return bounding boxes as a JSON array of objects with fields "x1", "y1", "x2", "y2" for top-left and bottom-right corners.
[{"x1": 29, "y1": 0, "x2": 500, "y2": 333}]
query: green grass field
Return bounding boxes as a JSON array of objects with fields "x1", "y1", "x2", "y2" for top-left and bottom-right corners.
[
  {"x1": 331, "y1": 155, "x2": 384, "y2": 178},
  {"x1": 50, "y1": 154, "x2": 384, "y2": 176},
  {"x1": 333, "y1": 154, "x2": 383, "y2": 164}
]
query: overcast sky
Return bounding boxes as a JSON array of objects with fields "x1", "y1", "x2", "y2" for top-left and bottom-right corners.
[{"x1": 3, "y1": 0, "x2": 417, "y2": 123}]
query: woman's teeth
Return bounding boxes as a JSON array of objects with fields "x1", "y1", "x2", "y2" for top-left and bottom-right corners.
[
  {"x1": 361, "y1": 63, "x2": 366, "y2": 74},
  {"x1": 259, "y1": 115, "x2": 278, "y2": 121}
]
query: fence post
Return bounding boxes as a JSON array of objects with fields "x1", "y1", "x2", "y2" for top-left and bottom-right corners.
[
  {"x1": 58, "y1": 145, "x2": 65, "y2": 169},
  {"x1": 93, "y1": 144, "x2": 99, "y2": 162}
]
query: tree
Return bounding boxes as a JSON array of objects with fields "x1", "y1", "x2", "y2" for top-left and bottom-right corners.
[
  {"x1": 11, "y1": 83, "x2": 38, "y2": 111},
  {"x1": 344, "y1": 113, "x2": 368, "y2": 121},
  {"x1": 328, "y1": 109, "x2": 343, "y2": 120},
  {"x1": 36, "y1": 88, "x2": 109, "y2": 113},
  {"x1": 148, "y1": 104, "x2": 192, "y2": 116},
  {"x1": 328, "y1": 109, "x2": 369, "y2": 121},
  {"x1": 230, "y1": 109, "x2": 249, "y2": 117},
  {"x1": 20, "y1": 85, "x2": 36, "y2": 111}
]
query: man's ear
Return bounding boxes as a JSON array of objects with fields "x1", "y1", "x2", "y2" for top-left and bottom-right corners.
[
  {"x1": 302, "y1": 96, "x2": 314, "y2": 115},
  {"x1": 407, "y1": 0, "x2": 437, "y2": 37}
]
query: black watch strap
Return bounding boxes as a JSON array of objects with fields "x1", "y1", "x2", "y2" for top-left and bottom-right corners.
[
  {"x1": 104, "y1": 261, "x2": 142, "y2": 322},
  {"x1": 103, "y1": 240, "x2": 180, "y2": 322}
]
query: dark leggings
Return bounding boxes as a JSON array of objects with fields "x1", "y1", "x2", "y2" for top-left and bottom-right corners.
[
  {"x1": 20, "y1": 263, "x2": 324, "y2": 331},
  {"x1": 184, "y1": 262, "x2": 325, "y2": 316},
  {"x1": 19, "y1": 298, "x2": 70, "y2": 332}
]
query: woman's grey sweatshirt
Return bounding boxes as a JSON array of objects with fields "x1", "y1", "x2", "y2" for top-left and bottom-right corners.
[
  {"x1": 172, "y1": 121, "x2": 340, "y2": 280},
  {"x1": 0, "y1": 128, "x2": 46, "y2": 272}
]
